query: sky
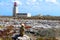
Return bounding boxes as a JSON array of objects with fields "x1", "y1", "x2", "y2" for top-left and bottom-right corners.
[{"x1": 0, "y1": 0, "x2": 60, "y2": 16}]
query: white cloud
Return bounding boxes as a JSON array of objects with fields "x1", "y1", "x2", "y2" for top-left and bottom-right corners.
[
  {"x1": 28, "y1": 0, "x2": 36, "y2": 3},
  {"x1": 45, "y1": 0, "x2": 58, "y2": 4},
  {"x1": 39, "y1": 0, "x2": 43, "y2": 2},
  {"x1": 27, "y1": 0, "x2": 37, "y2": 4},
  {"x1": 32, "y1": 0, "x2": 37, "y2": 2},
  {"x1": 27, "y1": 0, "x2": 59, "y2": 5},
  {"x1": 26, "y1": 2, "x2": 30, "y2": 5},
  {"x1": 26, "y1": 0, "x2": 40, "y2": 5}
]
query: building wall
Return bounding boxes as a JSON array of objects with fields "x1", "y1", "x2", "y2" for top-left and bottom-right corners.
[{"x1": 16, "y1": 13, "x2": 27, "y2": 17}]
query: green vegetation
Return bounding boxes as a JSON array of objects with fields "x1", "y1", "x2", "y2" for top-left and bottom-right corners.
[
  {"x1": 36, "y1": 37, "x2": 58, "y2": 40},
  {"x1": 36, "y1": 37, "x2": 43, "y2": 40},
  {"x1": 36, "y1": 29, "x2": 56, "y2": 38}
]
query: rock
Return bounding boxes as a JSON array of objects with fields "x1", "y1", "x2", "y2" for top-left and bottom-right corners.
[{"x1": 17, "y1": 35, "x2": 31, "y2": 40}]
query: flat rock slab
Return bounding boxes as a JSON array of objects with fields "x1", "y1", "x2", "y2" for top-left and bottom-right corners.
[{"x1": 17, "y1": 35, "x2": 31, "y2": 40}]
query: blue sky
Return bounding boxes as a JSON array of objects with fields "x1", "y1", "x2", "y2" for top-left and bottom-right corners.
[{"x1": 0, "y1": 0, "x2": 60, "y2": 16}]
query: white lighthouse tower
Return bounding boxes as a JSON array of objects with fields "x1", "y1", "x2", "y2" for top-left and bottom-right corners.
[{"x1": 13, "y1": 0, "x2": 19, "y2": 17}]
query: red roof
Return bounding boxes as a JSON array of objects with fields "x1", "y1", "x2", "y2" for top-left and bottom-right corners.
[{"x1": 14, "y1": 2, "x2": 17, "y2": 6}]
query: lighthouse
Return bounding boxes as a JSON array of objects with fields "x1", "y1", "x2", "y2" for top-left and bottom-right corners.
[
  {"x1": 13, "y1": 0, "x2": 31, "y2": 17},
  {"x1": 13, "y1": 1, "x2": 19, "y2": 17}
]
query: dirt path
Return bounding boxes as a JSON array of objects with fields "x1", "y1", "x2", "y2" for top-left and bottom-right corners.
[{"x1": 56, "y1": 37, "x2": 60, "y2": 40}]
